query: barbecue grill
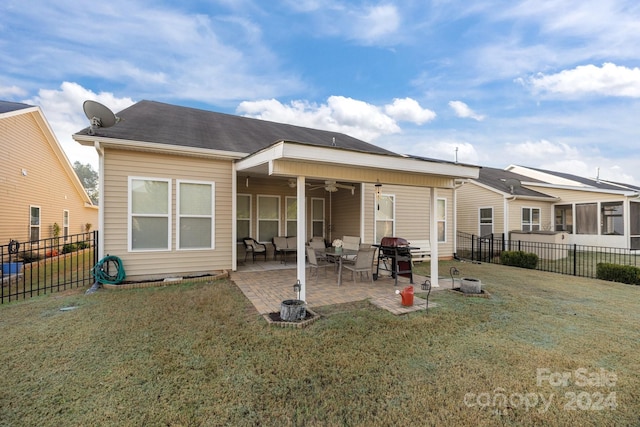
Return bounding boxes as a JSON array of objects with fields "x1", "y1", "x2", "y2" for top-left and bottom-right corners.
[{"x1": 374, "y1": 237, "x2": 414, "y2": 285}]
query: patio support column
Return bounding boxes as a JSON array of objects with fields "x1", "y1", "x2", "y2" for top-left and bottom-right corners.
[
  {"x1": 430, "y1": 188, "x2": 439, "y2": 286},
  {"x1": 296, "y1": 176, "x2": 307, "y2": 301}
]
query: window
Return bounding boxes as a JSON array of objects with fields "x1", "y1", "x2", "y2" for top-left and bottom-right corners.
[
  {"x1": 576, "y1": 203, "x2": 597, "y2": 235},
  {"x1": 522, "y1": 207, "x2": 540, "y2": 231},
  {"x1": 63, "y1": 210, "x2": 69, "y2": 241},
  {"x1": 375, "y1": 194, "x2": 395, "y2": 243},
  {"x1": 437, "y1": 198, "x2": 446, "y2": 242},
  {"x1": 257, "y1": 195, "x2": 280, "y2": 243},
  {"x1": 237, "y1": 194, "x2": 251, "y2": 242},
  {"x1": 286, "y1": 197, "x2": 297, "y2": 237},
  {"x1": 601, "y1": 202, "x2": 623, "y2": 235},
  {"x1": 129, "y1": 177, "x2": 171, "y2": 251},
  {"x1": 178, "y1": 181, "x2": 214, "y2": 249},
  {"x1": 479, "y1": 207, "x2": 493, "y2": 237},
  {"x1": 30, "y1": 206, "x2": 40, "y2": 242},
  {"x1": 631, "y1": 202, "x2": 640, "y2": 235},
  {"x1": 554, "y1": 204, "x2": 573, "y2": 233},
  {"x1": 311, "y1": 198, "x2": 325, "y2": 237}
]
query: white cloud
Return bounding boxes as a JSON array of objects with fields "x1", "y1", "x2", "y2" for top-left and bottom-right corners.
[
  {"x1": 448, "y1": 101, "x2": 485, "y2": 121},
  {"x1": 23, "y1": 82, "x2": 135, "y2": 170},
  {"x1": 505, "y1": 139, "x2": 580, "y2": 161},
  {"x1": 385, "y1": 98, "x2": 436, "y2": 125},
  {"x1": 357, "y1": 4, "x2": 401, "y2": 43},
  {"x1": 0, "y1": 85, "x2": 27, "y2": 98},
  {"x1": 237, "y1": 96, "x2": 408, "y2": 142},
  {"x1": 525, "y1": 63, "x2": 640, "y2": 98}
]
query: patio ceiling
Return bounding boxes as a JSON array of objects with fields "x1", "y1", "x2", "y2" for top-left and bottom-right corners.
[{"x1": 235, "y1": 141, "x2": 479, "y2": 188}]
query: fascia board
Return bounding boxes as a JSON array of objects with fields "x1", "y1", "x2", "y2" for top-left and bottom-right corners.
[
  {"x1": 73, "y1": 134, "x2": 245, "y2": 160},
  {"x1": 523, "y1": 181, "x2": 638, "y2": 197},
  {"x1": 238, "y1": 141, "x2": 479, "y2": 179}
]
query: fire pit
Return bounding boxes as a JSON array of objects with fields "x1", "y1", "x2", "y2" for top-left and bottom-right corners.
[{"x1": 460, "y1": 277, "x2": 482, "y2": 294}]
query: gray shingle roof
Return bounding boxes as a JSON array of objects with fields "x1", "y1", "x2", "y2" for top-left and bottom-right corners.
[
  {"x1": 476, "y1": 166, "x2": 555, "y2": 198},
  {"x1": 523, "y1": 166, "x2": 638, "y2": 192},
  {"x1": 75, "y1": 100, "x2": 396, "y2": 156},
  {"x1": 0, "y1": 101, "x2": 32, "y2": 114}
]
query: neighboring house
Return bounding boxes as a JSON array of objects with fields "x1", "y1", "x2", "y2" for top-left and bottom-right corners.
[
  {"x1": 72, "y1": 100, "x2": 479, "y2": 296},
  {"x1": 0, "y1": 101, "x2": 98, "y2": 245},
  {"x1": 456, "y1": 165, "x2": 640, "y2": 249}
]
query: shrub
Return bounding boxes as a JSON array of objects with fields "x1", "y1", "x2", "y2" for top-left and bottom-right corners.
[
  {"x1": 500, "y1": 250, "x2": 538, "y2": 269},
  {"x1": 62, "y1": 243, "x2": 78, "y2": 254},
  {"x1": 77, "y1": 241, "x2": 90, "y2": 250},
  {"x1": 596, "y1": 263, "x2": 640, "y2": 286},
  {"x1": 20, "y1": 251, "x2": 41, "y2": 263}
]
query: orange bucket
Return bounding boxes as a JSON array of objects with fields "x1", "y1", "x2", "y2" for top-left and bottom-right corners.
[{"x1": 400, "y1": 285, "x2": 414, "y2": 306}]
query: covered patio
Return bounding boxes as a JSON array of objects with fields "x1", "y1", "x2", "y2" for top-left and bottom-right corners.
[
  {"x1": 233, "y1": 140, "x2": 479, "y2": 304},
  {"x1": 232, "y1": 260, "x2": 444, "y2": 316}
]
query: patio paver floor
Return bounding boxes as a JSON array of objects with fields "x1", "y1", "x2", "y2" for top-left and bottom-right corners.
[{"x1": 231, "y1": 261, "x2": 444, "y2": 316}]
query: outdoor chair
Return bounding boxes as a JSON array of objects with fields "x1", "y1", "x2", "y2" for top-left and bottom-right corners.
[
  {"x1": 243, "y1": 238, "x2": 267, "y2": 263},
  {"x1": 309, "y1": 236, "x2": 326, "y2": 252},
  {"x1": 306, "y1": 246, "x2": 331, "y2": 282},
  {"x1": 341, "y1": 235, "x2": 361, "y2": 262},
  {"x1": 342, "y1": 247, "x2": 376, "y2": 285}
]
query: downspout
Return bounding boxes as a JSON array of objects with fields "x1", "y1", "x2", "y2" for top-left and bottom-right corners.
[
  {"x1": 231, "y1": 163, "x2": 237, "y2": 271},
  {"x1": 452, "y1": 180, "x2": 465, "y2": 258},
  {"x1": 94, "y1": 141, "x2": 105, "y2": 261},
  {"x1": 430, "y1": 188, "x2": 438, "y2": 287},
  {"x1": 360, "y1": 183, "x2": 365, "y2": 242}
]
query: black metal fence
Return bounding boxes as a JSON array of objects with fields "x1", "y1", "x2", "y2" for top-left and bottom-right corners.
[
  {"x1": 456, "y1": 231, "x2": 640, "y2": 279},
  {"x1": 1, "y1": 231, "x2": 98, "y2": 304}
]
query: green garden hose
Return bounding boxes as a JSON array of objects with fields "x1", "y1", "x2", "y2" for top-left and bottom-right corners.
[{"x1": 91, "y1": 254, "x2": 126, "y2": 285}]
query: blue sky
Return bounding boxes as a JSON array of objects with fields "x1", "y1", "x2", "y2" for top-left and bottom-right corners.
[{"x1": 2, "y1": 0, "x2": 640, "y2": 183}]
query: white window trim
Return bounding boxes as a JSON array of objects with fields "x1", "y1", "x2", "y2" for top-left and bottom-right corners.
[
  {"x1": 285, "y1": 196, "x2": 298, "y2": 237},
  {"x1": 437, "y1": 198, "x2": 447, "y2": 243},
  {"x1": 237, "y1": 193, "x2": 252, "y2": 242},
  {"x1": 522, "y1": 206, "x2": 541, "y2": 231},
  {"x1": 30, "y1": 205, "x2": 41, "y2": 242},
  {"x1": 128, "y1": 176, "x2": 172, "y2": 252},
  {"x1": 479, "y1": 206, "x2": 493, "y2": 236},
  {"x1": 257, "y1": 194, "x2": 281, "y2": 243},
  {"x1": 374, "y1": 193, "x2": 395, "y2": 243},
  {"x1": 177, "y1": 180, "x2": 215, "y2": 250},
  {"x1": 311, "y1": 197, "x2": 325, "y2": 238}
]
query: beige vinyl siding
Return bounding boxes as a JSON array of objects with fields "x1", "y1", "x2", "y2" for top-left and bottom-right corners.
[
  {"x1": 104, "y1": 149, "x2": 232, "y2": 280},
  {"x1": 0, "y1": 110, "x2": 97, "y2": 244},
  {"x1": 330, "y1": 186, "x2": 361, "y2": 242},
  {"x1": 362, "y1": 183, "x2": 455, "y2": 257},
  {"x1": 457, "y1": 182, "x2": 505, "y2": 236},
  {"x1": 527, "y1": 185, "x2": 626, "y2": 204}
]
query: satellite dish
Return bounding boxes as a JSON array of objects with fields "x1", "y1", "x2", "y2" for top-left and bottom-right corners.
[
  {"x1": 503, "y1": 178, "x2": 521, "y2": 194},
  {"x1": 83, "y1": 100, "x2": 120, "y2": 135}
]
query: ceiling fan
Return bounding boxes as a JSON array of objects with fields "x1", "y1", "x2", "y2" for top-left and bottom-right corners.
[{"x1": 308, "y1": 180, "x2": 355, "y2": 194}]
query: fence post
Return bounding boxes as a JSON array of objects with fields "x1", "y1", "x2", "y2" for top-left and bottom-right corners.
[
  {"x1": 471, "y1": 235, "x2": 476, "y2": 262},
  {"x1": 573, "y1": 244, "x2": 577, "y2": 276}
]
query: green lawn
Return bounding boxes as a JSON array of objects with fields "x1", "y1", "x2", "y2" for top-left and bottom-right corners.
[{"x1": 0, "y1": 261, "x2": 638, "y2": 426}]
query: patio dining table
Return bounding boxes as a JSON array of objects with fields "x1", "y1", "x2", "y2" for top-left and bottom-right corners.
[{"x1": 324, "y1": 247, "x2": 358, "y2": 286}]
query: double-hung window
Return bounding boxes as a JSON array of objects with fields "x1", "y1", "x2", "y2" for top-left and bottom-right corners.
[
  {"x1": 257, "y1": 195, "x2": 280, "y2": 243},
  {"x1": 30, "y1": 206, "x2": 40, "y2": 242},
  {"x1": 522, "y1": 207, "x2": 540, "y2": 231},
  {"x1": 311, "y1": 198, "x2": 325, "y2": 238},
  {"x1": 63, "y1": 210, "x2": 70, "y2": 241},
  {"x1": 437, "y1": 198, "x2": 446, "y2": 242},
  {"x1": 129, "y1": 177, "x2": 171, "y2": 251},
  {"x1": 375, "y1": 194, "x2": 395, "y2": 243},
  {"x1": 237, "y1": 194, "x2": 251, "y2": 242},
  {"x1": 286, "y1": 197, "x2": 297, "y2": 237},
  {"x1": 479, "y1": 207, "x2": 493, "y2": 237},
  {"x1": 178, "y1": 180, "x2": 214, "y2": 249}
]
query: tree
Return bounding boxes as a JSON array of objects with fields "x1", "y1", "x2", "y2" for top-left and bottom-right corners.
[{"x1": 73, "y1": 161, "x2": 99, "y2": 205}]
